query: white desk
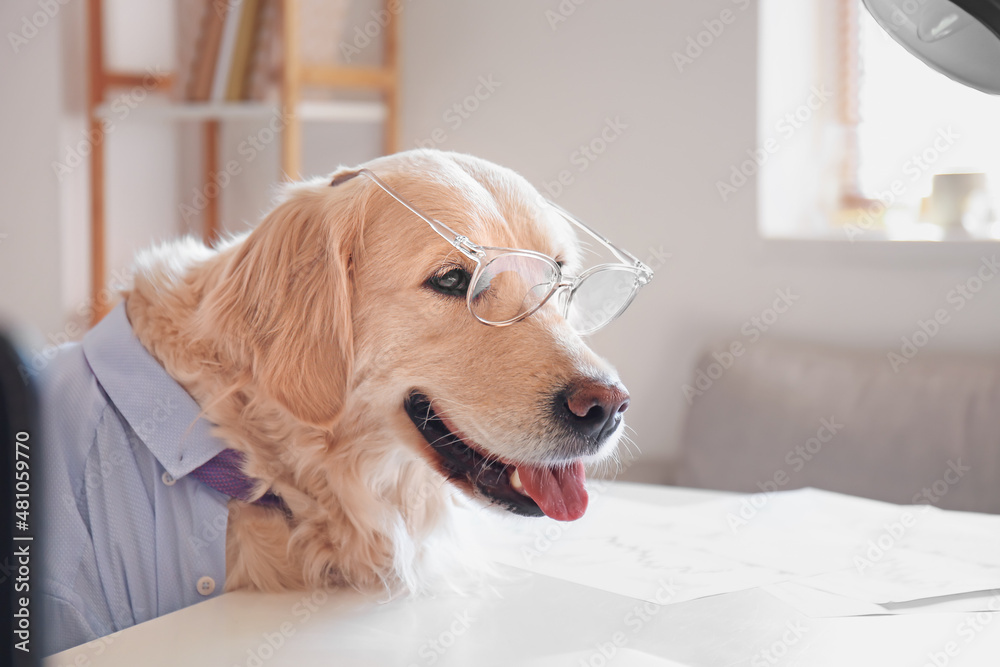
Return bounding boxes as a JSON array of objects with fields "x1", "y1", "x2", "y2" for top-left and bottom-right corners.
[{"x1": 45, "y1": 484, "x2": 1000, "y2": 667}]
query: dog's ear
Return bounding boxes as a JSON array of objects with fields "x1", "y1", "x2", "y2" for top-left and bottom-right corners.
[
  {"x1": 330, "y1": 169, "x2": 361, "y2": 187},
  {"x1": 201, "y1": 169, "x2": 366, "y2": 427}
]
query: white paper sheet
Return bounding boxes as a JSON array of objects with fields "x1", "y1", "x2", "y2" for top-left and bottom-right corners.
[
  {"x1": 463, "y1": 492, "x2": 813, "y2": 606},
  {"x1": 763, "y1": 581, "x2": 1000, "y2": 618},
  {"x1": 782, "y1": 498, "x2": 1000, "y2": 604},
  {"x1": 462, "y1": 487, "x2": 1000, "y2": 612}
]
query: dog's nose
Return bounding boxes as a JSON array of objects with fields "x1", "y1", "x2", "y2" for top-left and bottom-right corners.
[{"x1": 559, "y1": 379, "x2": 630, "y2": 443}]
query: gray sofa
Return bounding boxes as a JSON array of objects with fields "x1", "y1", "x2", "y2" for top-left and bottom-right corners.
[{"x1": 674, "y1": 339, "x2": 1000, "y2": 514}]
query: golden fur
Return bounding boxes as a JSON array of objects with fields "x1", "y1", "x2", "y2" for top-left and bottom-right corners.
[{"x1": 123, "y1": 149, "x2": 624, "y2": 596}]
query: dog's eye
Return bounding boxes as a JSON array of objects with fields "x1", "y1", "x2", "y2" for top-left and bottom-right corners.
[{"x1": 428, "y1": 268, "x2": 471, "y2": 297}]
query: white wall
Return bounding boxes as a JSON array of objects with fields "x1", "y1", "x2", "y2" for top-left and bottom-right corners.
[
  {"x1": 3, "y1": 0, "x2": 999, "y2": 481},
  {"x1": 0, "y1": 0, "x2": 384, "y2": 342},
  {"x1": 399, "y1": 0, "x2": 1000, "y2": 481},
  {"x1": 0, "y1": 0, "x2": 67, "y2": 338}
]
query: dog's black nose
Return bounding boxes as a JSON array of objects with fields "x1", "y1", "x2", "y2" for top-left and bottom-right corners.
[{"x1": 557, "y1": 379, "x2": 630, "y2": 443}]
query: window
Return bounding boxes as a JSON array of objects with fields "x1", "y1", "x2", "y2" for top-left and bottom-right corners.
[{"x1": 758, "y1": 0, "x2": 1000, "y2": 242}]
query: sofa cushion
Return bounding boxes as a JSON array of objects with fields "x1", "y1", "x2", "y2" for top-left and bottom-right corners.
[{"x1": 675, "y1": 339, "x2": 1000, "y2": 514}]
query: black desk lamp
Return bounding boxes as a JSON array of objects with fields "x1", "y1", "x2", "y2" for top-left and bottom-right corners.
[{"x1": 862, "y1": 0, "x2": 1000, "y2": 94}]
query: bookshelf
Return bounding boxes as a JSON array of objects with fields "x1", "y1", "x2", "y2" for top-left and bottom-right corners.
[
  {"x1": 93, "y1": 100, "x2": 388, "y2": 123},
  {"x1": 85, "y1": 0, "x2": 399, "y2": 324}
]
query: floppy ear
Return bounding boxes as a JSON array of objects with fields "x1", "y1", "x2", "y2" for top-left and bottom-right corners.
[{"x1": 201, "y1": 168, "x2": 365, "y2": 427}]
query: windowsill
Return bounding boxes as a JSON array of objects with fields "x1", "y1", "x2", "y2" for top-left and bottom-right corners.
[
  {"x1": 761, "y1": 229, "x2": 1000, "y2": 243},
  {"x1": 758, "y1": 198, "x2": 1000, "y2": 267},
  {"x1": 757, "y1": 0, "x2": 1000, "y2": 267},
  {"x1": 757, "y1": 231, "x2": 1000, "y2": 268}
]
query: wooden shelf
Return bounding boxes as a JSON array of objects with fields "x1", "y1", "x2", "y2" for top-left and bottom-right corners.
[
  {"x1": 85, "y1": 0, "x2": 400, "y2": 325},
  {"x1": 301, "y1": 65, "x2": 396, "y2": 90},
  {"x1": 94, "y1": 99, "x2": 388, "y2": 123}
]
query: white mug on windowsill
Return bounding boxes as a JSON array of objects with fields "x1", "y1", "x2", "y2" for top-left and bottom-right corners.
[{"x1": 919, "y1": 172, "x2": 994, "y2": 235}]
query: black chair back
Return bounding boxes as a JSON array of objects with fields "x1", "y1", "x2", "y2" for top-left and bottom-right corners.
[{"x1": 0, "y1": 332, "x2": 41, "y2": 666}]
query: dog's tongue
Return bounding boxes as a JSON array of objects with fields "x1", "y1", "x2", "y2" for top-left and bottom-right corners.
[{"x1": 517, "y1": 460, "x2": 588, "y2": 521}]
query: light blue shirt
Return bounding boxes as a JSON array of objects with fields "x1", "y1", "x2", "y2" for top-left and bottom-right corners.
[{"x1": 39, "y1": 303, "x2": 231, "y2": 655}]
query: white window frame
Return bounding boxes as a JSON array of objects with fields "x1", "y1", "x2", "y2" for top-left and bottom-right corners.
[{"x1": 757, "y1": 0, "x2": 1000, "y2": 249}]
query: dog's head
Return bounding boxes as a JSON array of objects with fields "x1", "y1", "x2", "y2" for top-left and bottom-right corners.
[{"x1": 207, "y1": 149, "x2": 642, "y2": 522}]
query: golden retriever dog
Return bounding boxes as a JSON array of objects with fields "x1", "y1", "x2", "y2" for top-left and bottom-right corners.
[{"x1": 122, "y1": 148, "x2": 646, "y2": 598}]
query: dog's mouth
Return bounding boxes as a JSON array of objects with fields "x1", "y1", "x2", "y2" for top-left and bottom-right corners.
[{"x1": 404, "y1": 392, "x2": 589, "y2": 521}]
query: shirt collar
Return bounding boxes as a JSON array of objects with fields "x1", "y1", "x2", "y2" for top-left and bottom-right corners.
[{"x1": 82, "y1": 302, "x2": 227, "y2": 480}]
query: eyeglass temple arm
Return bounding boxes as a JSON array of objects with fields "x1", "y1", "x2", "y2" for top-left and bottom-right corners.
[
  {"x1": 356, "y1": 169, "x2": 484, "y2": 259},
  {"x1": 355, "y1": 169, "x2": 651, "y2": 279},
  {"x1": 545, "y1": 199, "x2": 653, "y2": 278}
]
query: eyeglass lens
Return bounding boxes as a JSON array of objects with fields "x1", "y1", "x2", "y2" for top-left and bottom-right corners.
[
  {"x1": 470, "y1": 254, "x2": 639, "y2": 332},
  {"x1": 470, "y1": 254, "x2": 559, "y2": 324},
  {"x1": 566, "y1": 267, "x2": 640, "y2": 333}
]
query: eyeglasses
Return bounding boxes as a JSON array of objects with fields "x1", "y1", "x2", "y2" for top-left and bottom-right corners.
[{"x1": 356, "y1": 168, "x2": 653, "y2": 335}]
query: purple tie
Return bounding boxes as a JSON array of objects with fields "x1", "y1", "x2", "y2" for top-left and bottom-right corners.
[{"x1": 188, "y1": 449, "x2": 286, "y2": 509}]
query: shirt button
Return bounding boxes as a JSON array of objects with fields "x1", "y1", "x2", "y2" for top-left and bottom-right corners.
[
  {"x1": 197, "y1": 576, "x2": 216, "y2": 596},
  {"x1": 161, "y1": 472, "x2": 176, "y2": 486}
]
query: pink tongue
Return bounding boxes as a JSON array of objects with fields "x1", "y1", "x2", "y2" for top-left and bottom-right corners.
[{"x1": 517, "y1": 460, "x2": 588, "y2": 521}]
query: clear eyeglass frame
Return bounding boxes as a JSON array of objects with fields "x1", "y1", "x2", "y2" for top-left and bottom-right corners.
[{"x1": 355, "y1": 168, "x2": 653, "y2": 335}]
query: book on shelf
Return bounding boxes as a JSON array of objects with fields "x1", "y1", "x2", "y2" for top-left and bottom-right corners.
[
  {"x1": 185, "y1": 0, "x2": 226, "y2": 101},
  {"x1": 224, "y1": 0, "x2": 262, "y2": 100},
  {"x1": 209, "y1": 0, "x2": 243, "y2": 101},
  {"x1": 245, "y1": 0, "x2": 282, "y2": 103},
  {"x1": 177, "y1": 0, "x2": 363, "y2": 107},
  {"x1": 181, "y1": 0, "x2": 279, "y2": 104},
  {"x1": 175, "y1": 0, "x2": 205, "y2": 99}
]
